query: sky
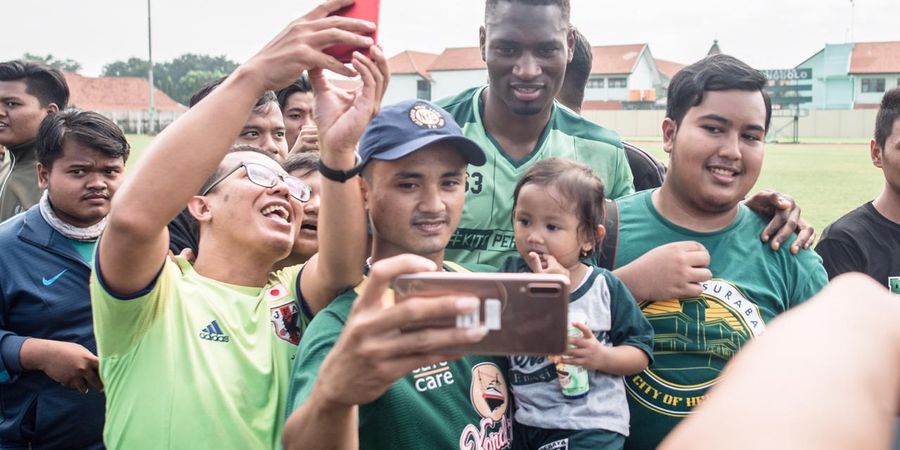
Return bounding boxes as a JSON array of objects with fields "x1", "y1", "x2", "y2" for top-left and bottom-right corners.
[{"x1": 4, "y1": 0, "x2": 899, "y2": 77}]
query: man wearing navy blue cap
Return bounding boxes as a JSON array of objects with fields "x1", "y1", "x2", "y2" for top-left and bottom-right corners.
[{"x1": 284, "y1": 99, "x2": 513, "y2": 450}]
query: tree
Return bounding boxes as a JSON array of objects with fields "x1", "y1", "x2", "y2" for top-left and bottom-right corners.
[
  {"x1": 101, "y1": 53, "x2": 239, "y2": 105},
  {"x1": 22, "y1": 53, "x2": 82, "y2": 72}
]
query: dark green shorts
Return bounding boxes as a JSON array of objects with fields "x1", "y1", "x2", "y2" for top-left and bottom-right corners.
[{"x1": 513, "y1": 423, "x2": 625, "y2": 450}]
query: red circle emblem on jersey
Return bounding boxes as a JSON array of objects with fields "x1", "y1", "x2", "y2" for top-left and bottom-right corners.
[{"x1": 270, "y1": 289, "x2": 281, "y2": 296}]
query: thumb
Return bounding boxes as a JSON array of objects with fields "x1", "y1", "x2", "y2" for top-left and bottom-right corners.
[
  {"x1": 359, "y1": 254, "x2": 437, "y2": 310},
  {"x1": 573, "y1": 321, "x2": 593, "y2": 339}
]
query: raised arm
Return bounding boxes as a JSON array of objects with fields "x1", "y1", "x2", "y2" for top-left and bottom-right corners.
[
  {"x1": 98, "y1": 0, "x2": 376, "y2": 294},
  {"x1": 299, "y1": 47, "x2": 389, "y2": 312}
]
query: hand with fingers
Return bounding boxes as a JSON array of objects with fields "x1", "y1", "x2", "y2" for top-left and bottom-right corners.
[
  {"x1": 615, "y1": 241, "x2": 712, "y2": 302},
  {"x1": 19, "y1": 339, "x2": 103, "y2": 394},
  {"x1": 524, "y1": 251, "x2": 570, "y2": 279},
  {"x1": 562, "y1": 322, "x2": 605, "y2": 370},
  {"x1": 290, "y1": 125, "x2": 320, "y2": 155},
  {"x1": 240, "y1": 0, "x2": 379, "y2": 92},
  {"x1": 744, "y1": 190, "x2": 816, "y2": 254}
]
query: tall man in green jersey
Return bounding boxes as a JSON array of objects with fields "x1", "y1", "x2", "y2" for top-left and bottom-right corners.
[
  {"x1": 284, "y1": 101, "x2": 512, "y2": 449},
  {"x1": 90, "y1": 1, "x2": 386, "y2": 448},
  {"x1": 609, "y1": 54, "x2": 829, "y2": 450},
  {"x1": 437, "y1": 0, "x2": 634, "y2": 268}
]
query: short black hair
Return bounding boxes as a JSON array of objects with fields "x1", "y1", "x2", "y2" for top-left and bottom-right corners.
[
  {"x1": 35, "y1": 108, "x2": 129, "y2": 169},
  {"x1": 0, "y1": 60, "x2": 69, "y2": 108},
  {"x1": 282, "y1": 151, "x2": 319, "y2": 178},
  {"x1": 485, "y1": 0, "x2": 570, "y2": 23},
  {"x1": 558, "y1": 29, "x2": 592, "y2": 111},
  {"x1": 666, "y1": 54, "x2": 772, "y2": 131},
  {"x1": 512, "y1": 158, "x2": 605, "y2": 256},
  {"x1": 875, "y1": 87, "x2": 900, "y2": 150},
  {"x1": 188, "y1": 75, "x2": 278, "y2": 110},
  {"x1": 276, "y1": 74, "x2": 313, "y2": 111}
]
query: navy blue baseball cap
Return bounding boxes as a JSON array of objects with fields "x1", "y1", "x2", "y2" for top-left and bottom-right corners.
[{"x1": 358, "y1": 99, "x2": 486, "y2": 167}]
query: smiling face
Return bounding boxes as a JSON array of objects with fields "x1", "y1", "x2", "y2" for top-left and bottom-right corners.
[
  {"x1": 236, "y1": 103, "x2": 288, "y2": 162},
  {"x1": 199, "y1": 151, "x2": 303, "y2": 260},
  {"x1": 663, "y1": 89, "x2": 767, "y2": 215},
  {"x1": 481, "y1": 1, "x2": 573, "y2": 117},
  {"x1": 513, "y1": 183, "x2": 590, "y2": 272},
  {"x1": 0, "y1": 80, "x2": 56, "y2": 147},
  {"x1": 289, "y1": 168, "x2": 320, "y2": 260},
  {"x1": 363, "y1": 143, "x2": 467, "y2": 261},
  {"x1": 37, "y1": 139, "x2": 125, "y2": 227},
  {"x1": 282, "y1": 91, "x2": 315, "y2": 149}
]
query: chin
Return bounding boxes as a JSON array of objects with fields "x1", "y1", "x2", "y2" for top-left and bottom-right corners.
[{"x1": 509, "y1": 104, "x2": 544, "y2": 116}]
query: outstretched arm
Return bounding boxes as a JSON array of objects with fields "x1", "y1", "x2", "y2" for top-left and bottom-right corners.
[{"x1": 98, "y1": 0, "x2": 376, "y2": 295}]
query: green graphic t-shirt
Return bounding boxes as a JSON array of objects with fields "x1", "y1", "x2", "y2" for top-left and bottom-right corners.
[
  {"x1": 285, "y1": 261, "x2": 513, "y2": 450},
  {"x1": 613, "y1": 190, "x2": 828, "y2": 450},
  {"x1": 91, "y1": 256, "x2": 307, "y2": 450},
  {"x1": 437, "y1": 87, "x2": 634, "y2": 268}
]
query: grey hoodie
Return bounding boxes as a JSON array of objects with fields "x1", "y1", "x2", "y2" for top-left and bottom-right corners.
[{"x1": 0, "y1": 140, "x2": 41, "y2": 222}]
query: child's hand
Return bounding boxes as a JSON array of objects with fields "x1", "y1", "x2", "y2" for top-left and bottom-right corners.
[
  {"x1": 525, "y1": 251, "x2": 570, "y2": 279},
  {"x1": 563, "y1": 321, "x2": 606, "y2": 372}
]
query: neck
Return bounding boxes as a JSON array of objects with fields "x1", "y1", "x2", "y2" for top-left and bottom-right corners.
[
  {"x1": 873, "y1": 185, "x2": 900, "y2": 224},
  {"x1": 567, "y1": 262, "x2": 590, "y2": 293},
  {"x1": 273, "y1": 252, "x2": 310, "y2": 272},
  {"x1": 654, "y1": 185, "x2": 739, "y2": 232},
  {"x1": 193, "y1": 238, "x2": 276, "y2": 287},
  {"x1": 370, "y1": 241, "x2": 445, "y2": 270},
  {"x1": 482, "y1": 88, "x2": 552, "y2": 161}
]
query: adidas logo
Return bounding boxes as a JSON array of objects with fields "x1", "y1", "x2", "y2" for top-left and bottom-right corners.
[{"x1": 199, "y1": 320, "x2": 230, "y2": 343}]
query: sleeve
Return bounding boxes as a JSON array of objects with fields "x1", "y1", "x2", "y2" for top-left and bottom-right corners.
[
  {"x1": 167, "y1": 208, "x2": 199, "y2": 255},
  {"x1": 0, "y1": 285, "x2": 26, "y2": 383},
  {"x1": 815, "y1": 236, "x2": 866, "y2": 280},
  {"x1": 90, "y1": 256, "x2": 173, "y2": 357},
  {"x1": 284, "y1": 309, "x2": 346, "y2": 416},
  {"x1": 604, "y1": 271, "x2": 654, "y2": 364},
  {"x1": 609, "y1": 145, "x2": 636, "y2": 199},
  {"x1": 787, "y1": 249, "x2": 829, "y2": 309}
]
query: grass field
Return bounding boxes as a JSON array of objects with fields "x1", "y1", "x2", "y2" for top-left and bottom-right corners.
[{"x1": 124, "y1": 134, "x2": 884, "y2": 237}]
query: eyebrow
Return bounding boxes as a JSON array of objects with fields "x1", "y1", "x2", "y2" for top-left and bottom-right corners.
[
  {"x1": 442, "y1": 170, "x2": 465, "y2": 178},
  {"x1": 394, "y1": 171, "x2": 423, "y2": 179},
  {"x1": 699, "y1": 114, "x2": 765, "y2": 133},
  {"x1": 0, "y1": 96, "x2": 24, "y2": 102}
]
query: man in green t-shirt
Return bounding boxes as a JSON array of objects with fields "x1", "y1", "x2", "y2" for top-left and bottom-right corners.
[
  {"x1": 90, "y1": 2, "x2": 386, "y2": 448},
  {"x1": 608, "y1": 54, "x2": 829, "y2": 450},
  {"x1": 283, "y1": 100, "x2": 513, "y2": 449},
  {"x1": 436, "y1": 0, "x2": 634, "y2": 268}
]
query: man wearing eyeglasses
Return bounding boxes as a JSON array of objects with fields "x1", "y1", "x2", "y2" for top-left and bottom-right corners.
[{"x1": 88, "y1": 1, "x2": 385, "y2": 448}]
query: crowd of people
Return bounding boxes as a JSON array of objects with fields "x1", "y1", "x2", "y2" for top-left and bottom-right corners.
[{"x1": 0, "y1": 0, "x2": 897, "y2": 449}]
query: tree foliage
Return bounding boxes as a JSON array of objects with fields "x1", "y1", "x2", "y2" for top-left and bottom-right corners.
[
  {"x1": 21, "y1": 53, "x2": 82, "y2": 72},
  {"x1": 101, "y1": 53, "x2": 238, "y2": 106}
]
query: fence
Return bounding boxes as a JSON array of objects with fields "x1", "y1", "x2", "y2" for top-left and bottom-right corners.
[
  {"x1": 582, "y1": 109, "x2": 878, "y2": 141},
  {"x1": 95, "y1": 110, "x2": 185, "y2": 134}
]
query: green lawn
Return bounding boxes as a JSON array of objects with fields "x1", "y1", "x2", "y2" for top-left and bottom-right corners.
[
  {"x1": 629, "y1": 140, "x2": 883, "y2": 235},
  {"x1": 125, "y1": 134, "x2": 884, "y2": 237}
]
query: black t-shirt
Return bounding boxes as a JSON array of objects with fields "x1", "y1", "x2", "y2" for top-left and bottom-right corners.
[
  {"x1": 815, "y1": 202, "x2": 900, "y2": 292},
  {"x1": 167, "y1": 208, "x2": 199, "y2": 255}
]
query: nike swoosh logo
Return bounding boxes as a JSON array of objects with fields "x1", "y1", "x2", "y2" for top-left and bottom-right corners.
[{"x1": 42, "y1": 270, "x2": 68, "y2": 286}]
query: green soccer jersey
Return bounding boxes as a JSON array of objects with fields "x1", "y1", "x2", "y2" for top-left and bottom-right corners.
[
  {"x1": 613, "y1": 190, "x2": 828, "y2": 450},
  {"x1": 91, "y1": 256, "x2": 308, "y2": 450},
  {"x1": 285, "y1": 261, "x2": 513, "y2": 450},
  {"x1": 437, "y1": 87, "x2": 635, "y2": 269}
]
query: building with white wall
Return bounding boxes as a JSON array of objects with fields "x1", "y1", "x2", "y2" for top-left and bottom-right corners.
[{"x1": 384, "y1": 51, "x2": 439, "y2": 104}]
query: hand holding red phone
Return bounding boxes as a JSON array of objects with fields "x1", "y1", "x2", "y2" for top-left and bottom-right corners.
[{"x1": 323, "y1": 0, "x2": 380, "y2": 63}]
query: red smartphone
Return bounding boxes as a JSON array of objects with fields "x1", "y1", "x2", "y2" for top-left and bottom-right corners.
[
  {"x1": 392, "y1": 272, "x2": 570, "y2": 356},
  {"x1": 323, "y1": 0, "x2": 380, "y2": 64}
]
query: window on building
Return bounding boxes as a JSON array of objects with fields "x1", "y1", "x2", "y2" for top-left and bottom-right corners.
[
  {"x1": 416, "y1": 79, "x2": 432, "y2": 101},
  {"x1": 586, "y1": 77, "x2": 604, "y2": 89},
  {"x1": 608, "y1": 77, "x2": 628, "y2": 88},
  {"x1": 861, "y1": 78, "x2": 886, "y2": 93}
]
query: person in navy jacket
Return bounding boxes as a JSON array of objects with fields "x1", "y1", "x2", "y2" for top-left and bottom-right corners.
[{"x1": 0, "y1": 109, "x2": 129, "y2": 449}]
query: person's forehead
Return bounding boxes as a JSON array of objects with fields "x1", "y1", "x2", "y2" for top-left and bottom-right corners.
[
  {"x1": 56, "y1": 139, "x2": 125, "y2": 166},
  {"x1": 286, "y1": 92, "x2": 314, "y2": 109},
  {"x1": 485, "y1": 2, "x2": 567, "y2": 35},
  {"x1": 224, "y1": 151, "x2": 285, "y2": 173},
  {"x1": 0, "y1": 80, "x2": 35, "y2": 101},
  {"x1": 245, "y1": 103, "x2": 285, "y2": 128},
  {"x1": 688, "y1": 90, "x2": 766, "y2": 127},
  {"x1": 382, "y1": 143, "x2": 467, "y2": 172}
]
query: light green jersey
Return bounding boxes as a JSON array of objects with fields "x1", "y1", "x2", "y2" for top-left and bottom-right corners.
[
  {"x1": 90, "y1": 256, "x2": 307, "y2": 450},
  {"x1": 437, "y1": 86, "x2": 635, "y2": 268}
]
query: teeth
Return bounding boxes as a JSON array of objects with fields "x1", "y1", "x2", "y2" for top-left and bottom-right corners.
[
  {"x1": 710, "y1": 167, "x2": 736, "y2": 176},
  {"x1": 261, "y1": 205, "x2": 289, "y2": 221}
]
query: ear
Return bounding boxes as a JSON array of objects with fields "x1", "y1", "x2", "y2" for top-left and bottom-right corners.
[
  {"x1": 187, "y1": 196, "x2": 213, "y2": 224},
  {"x1": 479, "y1": 26, "x2": 487, "y2": 61},
  {"x1": 566, "y1": 28, "x2": 575, "y2": 64},
  {"x1": 36, "y1": 163, "x2": 50, "y2": 190},
  {"x1": 46, "y1": 103, "x2": 60, "y2": 114},
  {"x1": 871, "y1": 138, "x2": 884, "y2": 169},
  {"x1": 583, "y1": 224, "x2": 606, "y2": 254},
  {"x1": 662, "y1": 118, "x2": 678, "y2": 154}
]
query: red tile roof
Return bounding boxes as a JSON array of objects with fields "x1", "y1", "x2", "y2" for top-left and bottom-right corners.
[
  {"x1": 849, "y1": 41, "x2": 900, "y2": 74},
  {"x1": 655, "y1": 59, "x2": 686, "y2": 79},
  {"x1": 428, "y1": 47, "x2": 486, "y2": 72},
  {"x1": 590, "y1": 44, "x2": 647, "y2": 75},
  {"x1": 64, "y1": 72, "x2": 186, "y2": 113},
  {"x1": 388, "y1": 51, "x2": 439, "y2": 80}
]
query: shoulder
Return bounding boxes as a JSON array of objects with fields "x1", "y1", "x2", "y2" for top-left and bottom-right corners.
[
  {"x1": 435, "y1": 87, "x2": 480, "y2": 122},
  {"x1": 819, "y1": 203, "x2": 874, "y2": 241},
  {"x1": 615, "y1": 189, "x2": 652, "y2": 214},
  {"x1": 551, "y1": 106, "x2": 623, "y2": 149}
]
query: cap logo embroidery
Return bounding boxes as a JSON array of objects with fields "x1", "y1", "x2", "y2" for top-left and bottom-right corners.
[{"x1": 409, "y1": 104, "x2": 445, "y2": 129}]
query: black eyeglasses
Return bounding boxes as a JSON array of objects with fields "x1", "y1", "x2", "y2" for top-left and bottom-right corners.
[{"x1": 200, "y1": 162, "x2": 311, "y2": 202}]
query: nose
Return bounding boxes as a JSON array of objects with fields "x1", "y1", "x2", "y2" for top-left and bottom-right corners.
[
  {"x1": 260, "y1": 134, "x2": 287, "y2": 161},
  {"x1": 268, "y1": 176, "x2": 292, "y2": 200},
  {"x1": 304, "y1": 192, "x2": 319, "y2": 215},
  {"x1": 526, "y1": 229, "x2": 544, "y2": 245},
  {"x1": 718, "y1": 132, "x2": 742, "y2": 160},
  {"x1": 513, "y1": 51, "x2": 541, "y2": 80},
  {"x1": 417, "y1": 184, "x2": 446, "y2": 214},
  {"x1": 85, "y1": 172, "x2": 106, "y2": 190}
]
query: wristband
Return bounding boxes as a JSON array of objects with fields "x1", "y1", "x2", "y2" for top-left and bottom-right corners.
[{"x1": 317, "y1": 153, "x2": 363, "y2": 183}]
